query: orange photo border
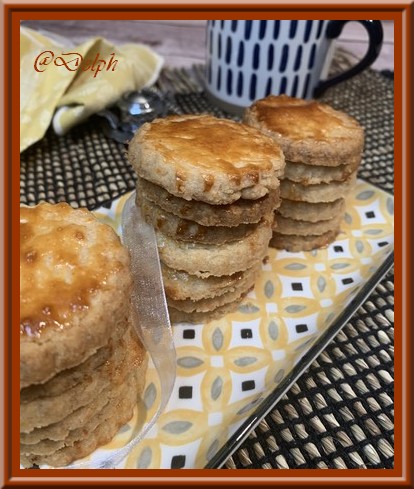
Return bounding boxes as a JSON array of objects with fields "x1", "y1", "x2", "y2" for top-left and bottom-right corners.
[{"x1": 3, "y1": 1, "x2": 411, "y2": 486}]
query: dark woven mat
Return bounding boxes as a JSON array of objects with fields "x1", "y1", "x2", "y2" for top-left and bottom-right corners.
[{"x1": 20, "y1": 65, "x2": 394, "y2": 470}]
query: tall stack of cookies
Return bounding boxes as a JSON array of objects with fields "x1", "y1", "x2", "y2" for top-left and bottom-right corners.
[
  {"x1": 20, "y1": 203, "x2": 147, "y2": 467},
  {"x1": 128, "y1": 114, "x2": 285, "y2": 323},
  {"x1": 244, "y1": 95, "x2": 364, "y2": 252}
]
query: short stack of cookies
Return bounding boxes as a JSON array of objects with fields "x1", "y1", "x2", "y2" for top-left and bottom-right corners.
[
  {"x1": 20, "y1": 203, "x2": 147, "y2": 468},
  {"x1": 128, "y1": 114, "x2": 285, "y2": 323},
  {"x1": 244, "y1": 95, "x2": 364, "y2": 252}
]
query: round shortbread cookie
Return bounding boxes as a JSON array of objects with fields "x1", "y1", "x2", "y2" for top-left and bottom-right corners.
[
  {"x1": 138, "y1": 193, "x2": 259, "y2": 245},
  {"x1": 21, "y1": 352, "x2": 148, "y2": 446},
  {"x1": 20, "y1": 358, "x2": 147, "y2": 468},
  {"x1": 167, "y1": 265, "x2": 260, "y2": 313},
  {"x1": 156, "y1": 216, "x2": 272, "y2": 278},
  {"x1": 278, "y1": 198, "x2": 345, "y2": 223},
  {"x1": 20, "y1": 317, "x2": 129, "y2": 403},
  {"x1": 273, "y1": 212, "x2": 344, "y2": 236},
  {"x1": 21, "y1": 357, "x2": 148, "y2": 457},
  {"x1": 20, "y1": 203, "x2": 132, "y2": 388},
  {"x1": 284, "y1": 156, "x2": 360, "y2": 184},
  {"x1": 21, "y1": 396, "x2": 130, "y2": 457},
  {"x1": 280, "y1": 173, "x2": 357, "y2": 203},
  {"x1": 162, "y1": 263, "x2": 261, "y2": 302},
  {"x1": 20, "y1": 325, "x2": 146, "y2": 433},
  {"x1": 168, "y1": 292, "x2": 251, "y2": 324},
  {"x1": 270, "y1": 230, "x2": 340, "y2": 252},
  {"x1": 128, "y1": 114, "x2": 285, "y2": 205},
  {"x1": 21, "y1": 389, "x2": 110, "y2": 445},
  {"x1": 244, "y1": 94, "x2": 364, "y2": 166},
  {"x1": 137, "y1": 176, "x2": 281, "y2": 227}
]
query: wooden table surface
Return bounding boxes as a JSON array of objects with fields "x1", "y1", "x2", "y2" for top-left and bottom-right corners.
[{"x1": 22, "y1": 19, "x2": 394, "y2": 71}]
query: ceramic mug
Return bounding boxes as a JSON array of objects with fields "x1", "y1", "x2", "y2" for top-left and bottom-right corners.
[{"x1": 205, "y1": 20, "x2": 384, "y2": 115}]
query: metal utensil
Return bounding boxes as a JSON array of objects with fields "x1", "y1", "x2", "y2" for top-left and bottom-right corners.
[{"x1": 97, "y1": 88, "x2": 168, "y2": 144}]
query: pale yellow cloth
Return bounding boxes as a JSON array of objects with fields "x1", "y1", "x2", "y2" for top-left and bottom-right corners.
[{"x1": 20, "y1": 26, "x2": 164, "y2": 152}]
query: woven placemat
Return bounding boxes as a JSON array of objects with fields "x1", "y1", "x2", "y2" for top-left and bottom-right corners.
[{"x1": 20, "y1": 63, "x2": 394, "y2": 470}]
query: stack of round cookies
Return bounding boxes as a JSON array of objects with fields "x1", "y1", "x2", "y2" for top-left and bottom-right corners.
[
  {"x1": 20, "y1": 203, "x2": 147, "y2": 468},
  {"x1": 128, "y1": 114, "x2": 285, "y2": 323},
  {"x1": 244, "y1": 95, "x2": 364, "y2": 252}
]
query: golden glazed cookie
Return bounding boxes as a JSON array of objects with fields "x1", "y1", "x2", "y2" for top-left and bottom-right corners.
[
  {"x1": 20, "y1": 203, "x2": 132, "y2": 388},
  {"x1": 21, "y1": 392, "x2": 133, "y2": 456},
  {"x1": 162, "y1": 264, "x2": 258, "y2": 301},
  {"x1": 138, "y1": 193, "x2": 260, "y2": 245},
  {"x1": 20, "y1": 350, "x2": 147, "y2": 446},
  {"x1": 273, "y1": 212, "x2": 344, "y2": 236},
  {"x1": 270, "y1": 229, "x2": 340, "y2": 252},
  {"x1": 21, "y1": 389, "x2": 110, "y2": 445},
  {"x1": 155, "y1": 215, "x2": 272, "y2": 278},
  {"x1": 128, "y1": 114, "x2": 285, "y2": 205},
  {"x1": 280, "y1": 173, "x2": 357, "y2": 203},
  {"x1": 284, "y1": 156, "x2": 360, "y2": 184},
  {"x1": 20, "y1": 357, "x2": 147, "y2": 456},
  {"x1": 137, "y1": 176, "x2": 281, "y2": 227},
  {"x1": 278, "y1": 198, "x2": 345, "y2": 223},
  {"x1": 166, "y1": 265, "x2": 260, "y2": 313},
  {"x1": 20, "y1": 325, "x2": 145, "y2": 433},
  {"x1": 20, "y1": 318, "x2": 129, "y2": 403},
  {"x1": 20, "y1": 358, "x2": 148, "y2": 468},
  {"x1": 21, "y1": 335, "x2": 147, "y2": 446},
  {"x1": 244, "y1": 94, "x2": 364, "y2": 166},
  {"x1": 168, "y1": 292, "x2": 251, "y2": 324}
]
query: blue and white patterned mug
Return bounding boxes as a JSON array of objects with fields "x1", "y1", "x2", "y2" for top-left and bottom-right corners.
[{"x1": 205, "y1": 20, "x2": 383, "y2": 115}]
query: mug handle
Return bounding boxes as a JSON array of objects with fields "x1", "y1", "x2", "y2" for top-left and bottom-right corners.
[{"x1": 313, "y1": 20, "x2": 384, "y2": 97}]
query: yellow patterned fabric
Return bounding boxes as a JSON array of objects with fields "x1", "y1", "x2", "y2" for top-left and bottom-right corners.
[{"x1": 20, "y1": 26, "x2": 163, "y2": 152}]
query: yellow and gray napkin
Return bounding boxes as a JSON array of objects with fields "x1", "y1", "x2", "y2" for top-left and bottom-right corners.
[{"x1": 20, "y1": 26, "x2": 164, "y2": 152}]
